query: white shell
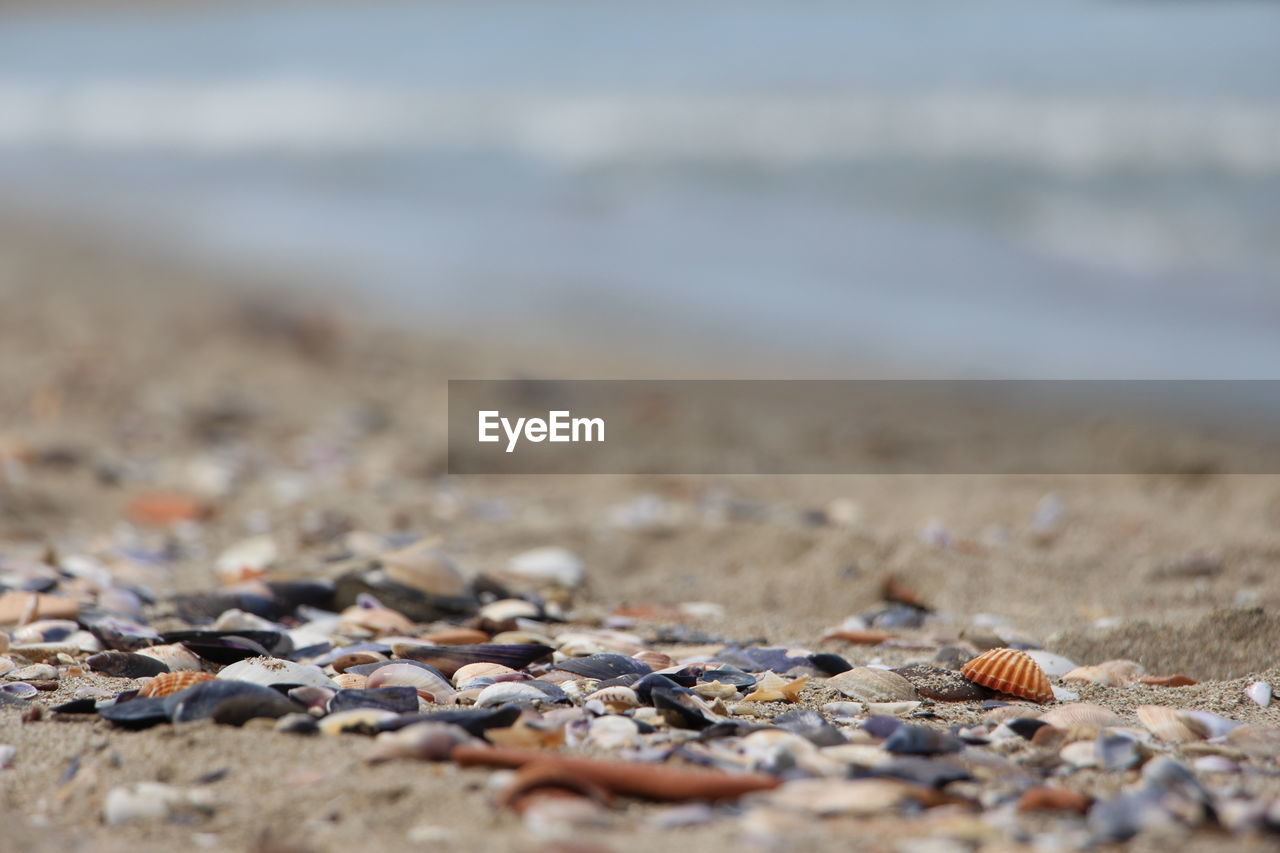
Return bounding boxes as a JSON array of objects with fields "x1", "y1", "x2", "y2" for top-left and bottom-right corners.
[
  {"x1": 1247, "y1": 681, "x2": 1272, "y2": 708},
  {"x1": 218, "y1": 656, "x2": 337, "y2": 689},
  {"x1": 585, "y1": 715, "x2": 642, "y2": 750},
  {"x1": 103, "y1": 783, "x2": 216, "y2": 826},
  {"x1": 1024, "y1": 651, "x2": 1079, "y2": 677},
  {"x1": 505, "y1": 547, "x2": 585, "y2": 588},
  {"x1": 474, "y1": 681, "x2": 548, "y2": 708},
  {"x1": 367, "y1": 722, "x2": 480, "y2": 762},
  {"x1": 137, "y1": 644, "x2": 203, "y2": 672},
  {"x1": 366, "y1": 663, "x2": 455, "y2": 700}
]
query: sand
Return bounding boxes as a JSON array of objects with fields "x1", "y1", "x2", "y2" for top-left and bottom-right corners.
[{"x1": 3, "y1": 210, "x2": 1280, "y2": 851}]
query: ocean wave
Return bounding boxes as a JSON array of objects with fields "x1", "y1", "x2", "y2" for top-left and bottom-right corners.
[{"x1": 0, "y1": 78, "x2": 1278, "y2": 176}]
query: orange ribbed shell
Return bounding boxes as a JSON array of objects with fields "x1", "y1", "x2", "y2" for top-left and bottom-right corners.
[
  {"x1": 138, "y1": 670, "x2": 215, "y2": 698},
  {"x1": 960, "y1": 648, "x2": 1053, "y2": 703}
]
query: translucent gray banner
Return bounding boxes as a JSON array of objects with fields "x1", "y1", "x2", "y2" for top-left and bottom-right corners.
[{"x1": 448, "y1": 380, "x2": 1280, "y2": 474}]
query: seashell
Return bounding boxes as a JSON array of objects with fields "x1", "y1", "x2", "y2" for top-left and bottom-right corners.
[
  {"x1": 821, "y1": 701, "x2": 863, "y2": 719},
  {"x1": 99, "y1": 696, "x2": 171, "y2": 729},
  {"x1": 452, "y1": 662, "x2": 515, "y2": 687},
  {"x1": 865, "y1": 701, "x2": 921, "y2": 716},
  {"x1": 7, "y1": 663, "x2": 56, "y2": 681},
  {"x1": 214, "y1": 534, "x2": 277, "y2": 585},
  {"x1": 1097, "y1": 731, "x2": 1147, "y2": 771},
  {"x1": 332, "y1": 673, "x2": 368, "y2": 691},
  {"x1": 890, "y1": 664, "x2": 991, "y2": 702},
  {"x1": 275, "y1": 713, "x2": 319, "y2": 735},
  {"x1": 330, "y1": 652, "x2": 386, "y2": 673},
  {"x1": 452, "y1": 744, "x2": 780, "y2": 801},
  {"x1": 286, "y1": 686, "x2": 335, "y2": 711},
  {"x1": 478, "y1": 598, "x2": 541, "y2": 626},
  {"x1": 1062, "y1": 665, "x2": 1125, "y2": 687},
  {"x1": 1024, "y1": 651, "x2": 1079, "y2": 677},
  {"x1": 12, "y1": 619, "x2": 78, "y2": 644},
  {"x1": 633, "y1": 650, "x2": 675, "y2": 670},
  {"x1": 1247, "y1": 681, "x2": 1272, "y2": 708},
  {"x1": 1138, "y1": 674, "x2": 1198, "y2": 687},
  {"x1": 318, "y1": 708, "x2": 400, "y2": 736},
  {"x1": 1136, "y1": 705, "x2": 1205, "y2": 744},
  {"x1": 827, "y1": 667, "x2": 918, "y2": 703},
  {"x1": 138, "y1": 671, "x2": 215, "y2": 698},
  {"x1": 504, "y1": 547, "x2": 585, "y2": 589},
  {"x1": 692, "y1": 681, "x2": 739, "y2": 701},
  {"x1": 332, "y1": 566, "x2": 476, "y2": 625},
  {"x1": 1, "y1": 682, "x2": 38, "y2": 699},
  {"x1": 366, "y1": 662, "x2": 455, "y2": 701},
  {"x1": 1224, "y1": 725, "x2": 1280, "y2": 760},
  {"x1": 210, "y1": 608, "x2": 278, "y2": 633},
  {"x1": 1097, "y1": 659, "x2": 1144, "y2": 682},
  {"x1": 882, "y1": 724, "x2": 963, "y2": 755},
  {"x1": 983, "y1": 704, "x2": 1042, "y2": 724},
  {"x1": 652, "y1": 687, "x2": 721, "y2": 730},
  {"x1": 1017, "y1": 786, "x2": 1090, "y2": 814},
  {"x1": 1181, "y1": 710, "x2": 1241, "y2": 739},
  {"x1": 821, "y1": 629, "x2": 895, "y2": 645},
  {"x1": 366, "y1": 721, "x2": 480, "y2": 762},
  {"x1": 218, "y1": 656, "x2": 336, "y2": 690},
  {"x1": 586, "y1": 715, "x2": 642, "y2": 751},
  {"x1": 552, "y1": 653, "x2": 652, "y2": 681},
  {"x1": 959, "y1": 648, "x2": 1053, "y2": 703},
  {"x1": 327, "y1": 687, "x2": 420, "y2": 714},
  {"x1": 1040, "y1": 703, "x2": 1126, "y2": 730},
  {"x1": 168, "y1": 634, "x2": 275, "y2": 666},
  {"x1": 499, "y1": 761, "x2": 613, "y2": 816},
  {"x1": 769, "y1": 778, "x2": 917, "y2": 817},
  {"x1": 743, "y1": 672, "x2": 807, "y2": 703},
  {"x1": 391, "y1": 643, "x2": 553, "y2": 677},
  {"x1": 340, "y1": 604, "x2": 416, "y2": 636},
  {"x1": 135, "y1": 644, "x2": 203, "y2": 673},
  {"x1": 475, "y1": 681, "x2": 548, "y2": 708},
  {"x1": 808, "y1": 653, "x2": 853, "y2": 676},
  {"x1": 165, "y1": 680, "x2": 302, "y2": 725},
  {"x1": 125, "y1": 491, "x2": 213, "y2": 527},
  {"x1": 380, "y1": 540, "x2": 467, "y2": 597},
  {"x1": 584, "y1": 686, "x2": 640, "y2": 712},
  {"x1": 1058, "y1": 740, "x2": 1099, "y2": 768},
  {"x1": 384, "y1": 705, "x2": 523, "y2": 738},
  {"x1": 419, "y1": 627, "x2": 490, "y2": 646}
]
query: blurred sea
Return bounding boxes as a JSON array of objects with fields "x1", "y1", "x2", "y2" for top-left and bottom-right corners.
[{"x1": 0, "y1": 0, "x2": 1278, "y2": 378}]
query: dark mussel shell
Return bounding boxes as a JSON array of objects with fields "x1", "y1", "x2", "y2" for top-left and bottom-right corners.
[
  {"x1": 377, "y1": 704, "x2": 523, "y2": 738},
  {"x1": 166, "y1": 590, "x2": 281, "y2": 623},
  {"x1": 0, "y1": 691, "x2": 31, "y2": 709},
  {"x1": 862, "y1": 715, "x2": 905, "y2": 740},
  {"x1": 807, "y1": 653, "x2": 853, "y2": 676},
  {"x1": 307, "y1": 642, "x2": 392, "y2": 668},
  {"x1": 773, "y1": 709, "x2": 847, "y2": 747},
  {"x1": 173, "y1": 635, "x2": 274, "y2": 665},
  {"x1": 883, "y1": 724, "x2": 964, "y2": 756},
  {"x1": 99, "y1": 696, "x2": 171, "y2": 729},
  {"x1": 81, "y1": 616, "x2": 162, "y2": 652},
  {"x1": 346, "y1": 659, "x2": 450, "y2": 682},
  {"x1": 162, "y1": 629, "x2": 291, "y2": 658},
  {"x1": 1008, "y1": 718, "x2": 1050, "y2": 740},
  {"x1": 593, "y1": 672, "x2": 645, "y2": 690},
  {"x1": 633, "y1": 673, "x2": 693, "y2": 705},
  {"x1": 551, "y1": 654, "x2": 652, "y2": 681},
  {"x1": 334, "y1": 566, "x2": 477, "y2": 622},
  {"x1": 652, "y1": 686, "x2": 716, "y2": 731},
  {"x1": 52, "y1": 697, "x2": 100, "y2": 714},
  {"x1": 164, "y1": 680, "x2": 301, "y2": 725},
  {"x1": 266, "y1": 579, "x2": 336, "y2": 613},
  {"x1": 891, "y1": 664, "x2": 994, "y2": 702},
  {"x1": 871, "y1": 756, "x2": 973, "y2": 788},
  {"x1": 87, "y1": 651, "x2": 170, "y2": 678},
  {"x1": 691, "y1": 668, "x2": 756, "y2": 690},
  {"x1": 327, "y1": 687, "x2": 420, "y2": 715},
  {"x1": 390, "y1": 643, "x2": 553, "y2": 677},
  {"x1": 526, "y1": 680, "x2": 570, "y2": 703},
  {"x1": 714, "y1": 646, "x2": 812, "y2": 674}
]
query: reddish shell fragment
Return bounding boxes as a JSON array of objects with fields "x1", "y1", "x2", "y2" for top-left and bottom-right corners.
[
  {"x1": 127, "y1": 491, "x2": 214, "y2": 526},
  {"x1": 1139, "y1": 674, "x2": 1199, "y2": 688}
]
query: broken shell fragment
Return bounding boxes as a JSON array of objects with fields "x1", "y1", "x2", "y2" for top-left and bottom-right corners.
[
  {"x1": 1246, "y1": 681, "x2": 1272, "y2": 708},
  {"x1": 1136, "y1": 705, "x2": 1205, "y2": 744},
  {"x1": 959, "y1": 648, "x2": 1053, "y2": 703}
]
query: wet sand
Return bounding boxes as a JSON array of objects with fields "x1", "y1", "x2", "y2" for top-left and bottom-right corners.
[{"x1": 3, "y1": 211, "x2": 1280, "y2": 851}]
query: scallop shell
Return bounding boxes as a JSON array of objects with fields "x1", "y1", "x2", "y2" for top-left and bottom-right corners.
[
  {"x1": 366, "y1": 663, "x2": 455, "y2": 701},
  {"x1": 138, "y1": 671, "x2": 216, "y2": 698},
  {"x1": 332, "y1": 673, "x2": 369, "y2": 691},
  {"x1": 1061, "y1": 666, "x2": 1125, "y2": 687},
  {"x1": 136, "y1": 644, "x2": 203, "y2": 673},
  {"x1": 218, "y1": 656, "x2": 338, "y2": 690},
  {"x1": 959, "y1": 648, "x2": 1053, "y2": 703},
  {"x1": 827, "y1": 667, "x2": 918, "y2": 703},
  {"x1": 1136, "y1": 705, "x2": 1205, "y2": 744},
  {"x1": 1039, "y1": 703, "x2": 1126, "y2": 730}
]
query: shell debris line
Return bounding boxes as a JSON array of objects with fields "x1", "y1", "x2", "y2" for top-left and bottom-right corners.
[{"x1": 4, "y1": 524, "x2": 1280, "y2": 853}]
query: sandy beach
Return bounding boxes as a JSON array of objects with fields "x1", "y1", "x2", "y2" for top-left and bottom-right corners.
[{"x1": 3, "y1": 211, "x2": 1280, "y2": 852}]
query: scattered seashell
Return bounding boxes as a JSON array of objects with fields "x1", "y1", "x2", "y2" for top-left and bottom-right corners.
[
  {"x1": 318, "y1": 708, "x2": 400, "y2": 736},
  {"x1": 367, "y1": 721, "x2": 480, "y2": 762},
  {"x1": 103, "y1": 783, "x2": 217, "y2": 825},
  {"x1": 138, "y1": 671, "x2": 216, "y2": 698},
  {"x1": 332, "y1": 673, "x2": 369, "y2": 691},
  {"x1": 821, "y1": 629, "x2": 894, "y2": 645},
  {"x1": 827, "y1": 667, "x2": 918, "y2": 703},
  {"x1": 6, "y1": 663, "x2": 56, "y2": 682},
  {"x1": 1062, "y1": 665, "x2": 1126, "y2": 687},
  {"x1": 218, "y1": 657, "x2": 337, "y2": 690},
  {"x1": 214, "y1": 535, "x2": 277, "y2": 585},
  {"x1": 505, "y1": 547, "x2": 585, "y2": 589},
  {"x1": 419, "y1": 627, "x2": 490, "y2": 646},
  {"x1": 768, "y1": 778, "x2": 920, "y2": 817},
  {"x1": 0, "y1": 744, "x2": 14, "y2": 769},
  {"x1": 125, "y1": 491, "x2": 213, "y2": 527},
  {"x1": 136, "y1": 644, "x2": 203, "y2": 673},
  {"x1": 1136, "y1": 706, "x2": 1205, "y2": 744},
  {"x1": 1058, "y1": 740, "x2": 1098, "y2": 768},
  {"x1": 865, "y1": 701, "x2": 921, "y2": 716},
  {"x1": 1138, "y1": 674, "x2": 1198, "y2": 688},
  {"x1": 1024, "y1": 651, "x2": 1079, "y2": 677},
  {"x1": 166, "y1": 680, "x2": 302, "y2": 726},
  {"x1": 1018, "y1": 786, "x2": 1089, "y2": 814},
  {"x1": 883, "y1": 725, "x2": 963, "y2": 755},
  {"x1": 380, "y1": 540, "x2": 467, "y2": 597},
  {"x1": 366, "y1": 663, "x2": 455, "y2": 700},
  {"x1": 475, "y1": 681, "x2": 552, "y2": 708},
  {"x1": 340, "y1": 603, "x2": 416, "y2": 635},
  {"x1": 1224, "y1": 725, "x2": 1280, "y2": 759},
  {"x1": 743, "y1": 672, "x2": 807, "y2": 703},
  {"x1": 452, "y1": 662, "x2": 516, "y2": 687},
  {"x1": 585, "y1": 715, "x2": 642, "y2": 751},
  {"x1": 391, "y1": 643, "x2": 553, "y2": 677},
  {"x1": 1040, "y1": 703, "x2": 1126, "y2": 730},
  {"x1": 959, "y1": 648, "x2": 1053, "y2": 703},
  {"x1": 1, "y1": 683, "x2": 38, "y2": 699},
  {"x1": 1247, "y1": 681, "x2": 1272, "y2": 708}
]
